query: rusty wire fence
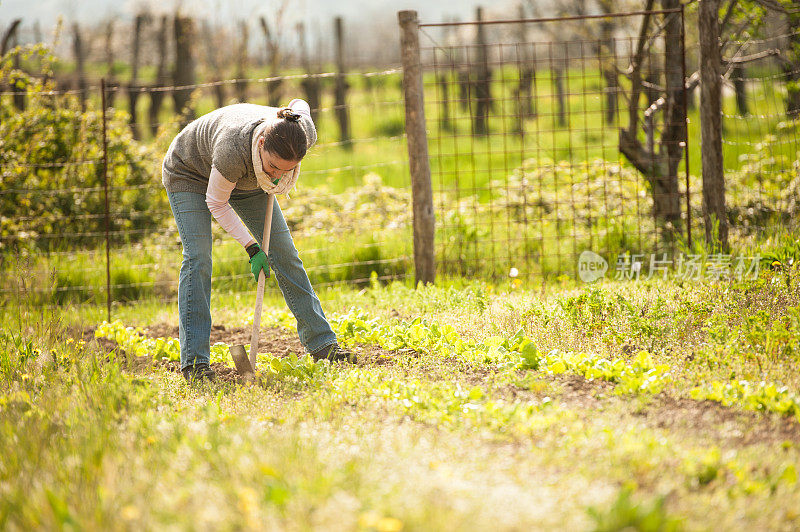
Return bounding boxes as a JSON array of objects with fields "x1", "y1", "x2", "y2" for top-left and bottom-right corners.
[
  {"x1": 409, "y1": 8, "x2": 800, "y2": 283},
  {"x1": 416, "y1": 8, "x2": 692, "y2": 281},
  {"x1": 5, "y1": 10, "x2": 800, "y2": 313},
  {"x1": 714, "y1": 27, "x2": 800, "y2": 234},
  {"x1": 0, "y1": 69, "x2": 412, "y2": 313}
]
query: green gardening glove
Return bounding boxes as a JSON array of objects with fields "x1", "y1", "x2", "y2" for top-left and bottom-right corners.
[{"x1": 246, "y1": 243, "x2": 270, "y2": 282}]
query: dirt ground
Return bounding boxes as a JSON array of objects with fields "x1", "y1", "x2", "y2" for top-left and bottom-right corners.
[
  {"x1": 502, "y1": 373, "x2": 800, "y2": 447},
  {"x1": 75, "y1": 322, "x2": 397, "y2": 385},
  {"x1": 73, "y1": 322, "x2": 800, "y2": 446}
]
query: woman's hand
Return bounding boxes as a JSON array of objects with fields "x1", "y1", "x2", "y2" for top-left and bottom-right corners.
[{"x1": 245, "y1": 242, "x2": 270, "y2": 281}]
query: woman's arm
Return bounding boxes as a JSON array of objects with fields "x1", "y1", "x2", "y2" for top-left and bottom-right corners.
[{"x1": 205, "y1": 167, "x2": 256, "y2": 248}]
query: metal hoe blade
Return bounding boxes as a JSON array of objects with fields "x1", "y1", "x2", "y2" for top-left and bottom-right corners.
[{"x1": 229, "y1": 344, "x2": 254, "y2": 376}]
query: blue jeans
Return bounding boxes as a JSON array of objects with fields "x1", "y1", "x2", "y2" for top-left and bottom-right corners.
[{"x1": 166, "y1": 188, "x2": 337, "y2": 370}]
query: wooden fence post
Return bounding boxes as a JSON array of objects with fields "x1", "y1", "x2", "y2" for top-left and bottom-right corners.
[
  {"x1": 9, "y1": 21, "x2": 25, "y2": 111},
  {"x1": 101, "y1": 79, "x2": 112, "y2": 322},
  {"x1": 201, "y1": 20, "x2": 226, "y2": 109},
  {"x1": 0, "y1": 19, "x2": 23, "y2": 123},
  {"x1": 436, "y1": 18, "x2": 451, "y2": 132},
  {"x1": 699, "y1": 0, "x2": 728, "y2": 250},
  {"x1": 128, "y1": 14, "x2": 147, "y2": 140},
  {"x1": 474, "y1": 6, "x2": 491, "y2": 136},
  {"x1": 149, "y1": 15, "x2": 169, "y2": 137},
  {"x1": 334, "y1": 17, "x2": 351, "y2": 149},
  {"x1": 297, "y1": 22, "x2": 321, "y2": 123},
  {"x1": 398, "y1": 10, "x2": 435, "y2": 285},
  {"x1": 72, "y1": 23, "x2": 87, "y2": 113},
  {"x1": 235, "y1": 20, "x2": 249, "y2": 103},
  {"x1": 104, "y1": 20, "x2": 119, "y2": 108},
  {"x1": 515, "y1": 4, "x2": 534, "y2": 135},
  {"x1": 260, "y1": 16, "x2": 283, "y2": 107},
  {"x1": 173, "y1": 14, "x2": 197, "y2": 127}
]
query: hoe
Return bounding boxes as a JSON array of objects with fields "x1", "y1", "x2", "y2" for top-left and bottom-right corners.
[{"x1": 229, "y1": 194, "x2": 274, "y2": 380}]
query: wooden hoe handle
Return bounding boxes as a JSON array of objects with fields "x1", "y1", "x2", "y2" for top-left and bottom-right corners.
[{"x1": 249, "y1": 194, "x2": 275, "y2": 370}]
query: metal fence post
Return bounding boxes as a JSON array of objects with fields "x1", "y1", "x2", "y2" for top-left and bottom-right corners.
[
  {"x1": 398, "y1": 10, "x2": 435, "y2": 285},
  {"x1": 101, "y1": 79, "x2": 111, "y2": 321}
]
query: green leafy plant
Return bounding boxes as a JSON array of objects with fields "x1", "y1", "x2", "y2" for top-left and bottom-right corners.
[
  {"x1": 690, "y1": 380, "x2": 800, "y2": 422},
  {"x1": 327, "y1": 308, "x2": 671, "y2": 396},
  {"x1": 95, "y1": 321, "x2": 180, "y2": 361},
  {"x1": 587, "y1": 488, "x2": 683, "y2": 532},
  {"x1": 543, "y1": 349, "x2": 672, "y2": 395},
  {"x1": 261, "y1": 352, "x2": 327, "y2": 384}
]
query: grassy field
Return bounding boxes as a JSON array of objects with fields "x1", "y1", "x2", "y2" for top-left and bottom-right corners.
[{"x1": 2, "y1": 262, "x2": 799, "y2": 530}]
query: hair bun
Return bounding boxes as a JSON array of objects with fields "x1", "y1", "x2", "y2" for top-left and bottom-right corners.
[{"x1": 277, "y1": 108, "x2": 301, "y2": 122}]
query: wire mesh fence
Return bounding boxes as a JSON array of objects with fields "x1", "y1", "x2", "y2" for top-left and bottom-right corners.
[
  {"x1": 4, "y1": 9, "x2": 800, "y2": 311},
  {"x1": 418, "y1": 9, "x2": 691, "y2": 281},
  {"x1": 714, "y1": 27, "x2": 800, "y2": 235},
  {"x1": 0, "y1": 68, "x2": 413, "y2": 311}
]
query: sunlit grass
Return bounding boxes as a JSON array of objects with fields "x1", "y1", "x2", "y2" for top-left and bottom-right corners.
[{"x1": 2, "y1": 263, "x2": 800, "y2": 528}]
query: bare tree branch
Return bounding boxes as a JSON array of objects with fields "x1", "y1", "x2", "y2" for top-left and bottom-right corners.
[
  {"x1": 749, "y1": 0, "x2": 789, "y2": 14},
  {"x1": 719, "y1": 0, "x2": 739, "y2": 31},
  {"x1": 1, "y1": 19, "x2": 22, "y2": 56},
  {"x1": 723, "y1": 48, "x2": 781, "y2": 64},
  {"x1": 626, "y1": 0, "x2": 656, "y2": 137}
]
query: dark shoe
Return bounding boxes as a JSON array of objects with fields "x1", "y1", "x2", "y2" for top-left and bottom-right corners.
[
  {"x1": 311, "y1": 344, "x2": 357, "y2": 363},
  {"x1": 182, "y1": 362, "x2": 216, "y2": 383}
]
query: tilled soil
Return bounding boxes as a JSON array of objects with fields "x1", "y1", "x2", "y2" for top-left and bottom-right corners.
[
  {"x1": 143, "y1": 322, "x2": 397, "y2": 367},
  {"x1": 71, "y1": 322, "x2": 800, "y2": 446},
  {"x1": 501, "y1": 373, "x2": 800, "y2": 447},
  {"x1": 73, "y1": 322, "x2": 397, "y2": 385}
]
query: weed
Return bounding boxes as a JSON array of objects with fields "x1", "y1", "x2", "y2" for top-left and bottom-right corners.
[
  {"x1": 690, "y1": 380, "x2": 800, "y2": 422},
  {"x1": 587, "y1": 488, "x2": 683, "y2": 532}
]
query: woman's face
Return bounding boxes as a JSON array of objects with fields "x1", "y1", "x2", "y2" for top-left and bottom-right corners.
[{"x1": 258, "y1": 137, "x2": 300, "y2": 183}]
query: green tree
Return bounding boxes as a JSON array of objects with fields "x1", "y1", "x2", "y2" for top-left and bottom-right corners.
[{"x1": 0, "y1": 44, "x2": 167, "y2": 252}]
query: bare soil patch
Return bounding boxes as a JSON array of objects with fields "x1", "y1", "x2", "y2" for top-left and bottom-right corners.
[
  {"x1": 503, "y1": 373, "x2": 800, "y2": 447},
  {"x1": 142, "y1": 322, "x2": 397, "y2": 367},
  {"x1": 635, "y1": 393, "x2": 800, "y2": 446},
  {"x1": 70, "y1": 322, "x2": 398, "y2": 383},
  {"x1": 70, "y1": 322, "x2": 800, "y2": 446}
]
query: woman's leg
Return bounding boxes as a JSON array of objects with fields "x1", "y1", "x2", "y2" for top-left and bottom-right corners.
[
  {"x1": 229, "y1": 190, "x2": 337, "y2": 353},
  {"x1": 166, "y1": 190, "x2": 214, "y2": 370}
]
